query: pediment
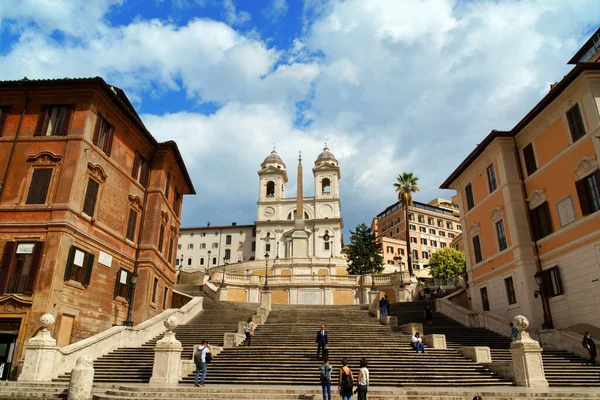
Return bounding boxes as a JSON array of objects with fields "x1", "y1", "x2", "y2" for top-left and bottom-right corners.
[{"x1": 0, "y1": 294, "x2": 33, "y2": 313}]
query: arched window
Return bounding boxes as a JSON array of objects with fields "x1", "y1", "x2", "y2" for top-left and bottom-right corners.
[
  {"x1": 187, "y1": 258, "x2": 192, "y2": 266},
  {"x1": 225, "y1": 249, "x2": 231, "y2": 260},
  {"x1": 266, "y1": 181, "x2": 275, "y2": 196},
  {"x1": 304, "y1": 211, "x2": 310, "y2": 220},
  {"x1": 212, "y1": 257, "x2": 217, "y2": 265},
  {"x1": 322, "y1": 178, "x2": 331, "y2": 194},
  {"x1": 200, "y1": 258, "x2": 204, "y2": 265},
  {"x1": 225, "y1": 235, "x2": 232, "y2": 245},
  {"x1": 175, "y1": 259, "x2": 180, "y2": 266},
  {"x1": 287, "y1": 211, "x2": 293, "y2": 220}
]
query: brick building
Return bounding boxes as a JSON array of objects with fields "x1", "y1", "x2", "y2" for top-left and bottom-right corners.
[{"x1": 0, "y1": 77, "x2": 194, "y2": 379}]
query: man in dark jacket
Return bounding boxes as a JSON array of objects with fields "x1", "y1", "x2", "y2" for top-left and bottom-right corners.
[{"x1": 315, "y1": 324, "x2": 328, "y2": 361}]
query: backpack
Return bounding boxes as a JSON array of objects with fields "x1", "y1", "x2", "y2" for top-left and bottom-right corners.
[
  {"x1": 319, "y1": 364, "x2": 331, "y2": 383},
  {"x1": 341, "y1": 370, "x2": 353, "y2": 392},
  {"x1": 205, "y1": 352, "x2": 213, "y2": 363},
  {"x1": 193, "y1": 348, "x2": 202, "y2": 365}
]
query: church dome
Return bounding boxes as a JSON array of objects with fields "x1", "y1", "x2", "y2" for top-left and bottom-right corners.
[
  {"x1": 261, "y1": 149, "x2": 286, "y2": 169},
  {"x1": 316, "y1": 146, "x2": 337, "y2": 164}
]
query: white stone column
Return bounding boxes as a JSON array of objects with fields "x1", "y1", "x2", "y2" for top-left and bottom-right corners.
[
  {"x1": 67, "y1": 357, "x2": 94, "y2": 400},
  {"x1": 368, "y1": 290, "x2": 380, "y2": 317},
  {"x1": 510, "y1": 315, "x2": 549, "y2": 387},
  {"x1": 19, "y1": 314, "x2": 59, "y2": 382},
  {"x1": 150, "y1": 316, "x2": 183, "y2": 386},
  {"x1": 218, "y1": 287, "x2": 228, "y2": 301},
  {"x1": 260, "y1": 290, "x2": 272, "y2": 311}
]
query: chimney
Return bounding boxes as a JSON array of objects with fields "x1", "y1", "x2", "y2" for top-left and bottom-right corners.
[
  {"x1": 207, "y1": 221, "x2": 211, "y2": 227},
  {"x1": 232, "y1": 222, "x2": 237, "y2": 226}
]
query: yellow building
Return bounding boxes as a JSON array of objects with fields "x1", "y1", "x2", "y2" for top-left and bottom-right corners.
[{"x1": 441, "y1": 28, "x2": 600, "y2": 332}]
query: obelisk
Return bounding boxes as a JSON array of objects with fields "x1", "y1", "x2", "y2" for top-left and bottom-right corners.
[{"x1": 291, "y1": 151, "x2": 309, "y2": 257}]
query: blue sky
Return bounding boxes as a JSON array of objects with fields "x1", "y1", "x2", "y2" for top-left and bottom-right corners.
[{"x1": 1, "y1": 0, "x2": 599, "y2": 236}]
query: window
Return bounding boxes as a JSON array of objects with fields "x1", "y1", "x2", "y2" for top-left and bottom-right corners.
[
  {"x1": 440, "y1": 243, "x2": 447, "y2": 248},
  {"x1": 386, "y1": 246, "x2": 393, "y2": 254},
  {"x1": 152, "y1": 277, "x2": 159, "y2": 303},
  {"x1": 168, "y1": 237, "x2": 174, "y2": 263},
  {"x1": 226, "y1": 235, "x2": 232, "y2": 245},
  {"x1": 26, "y1": 168, "x2": 53, "y2": 205},
  {"x1": 437, "y1": 220, "x2": 443, "y2": 228},
  {"x1": 224, "y1": 249, "x2": 231, "y2": 260},
  {"x1": 251, "y1": 242, "x2": 256, "y2": 251},
  {"x1": 322, "y1": 178, "x2": 331, "y2": 194},
  {"x1": 576, "y1": 170, "x2": 600, "y2": 216},
  {"x1": 447, "y1": 222, "x2": 453, "y2": 230},
  {"x1": 177, "y1": 244, "x2": 182, "y2": 250},
  {"x1": 187, "y1": 244, "x2": 194, "y2": 250},
  {"x1": 82, "y1": 179, "x2": 100, "y2": 217},
  {"x1": 420, "y1": 238, "x2": 427, "y2": 245},
  {"x1": 63, "y1": 246, "x2": 94, "y2": 286},
  {"x1": 252, "y1": 228, "x2": 256, "y2": 237},
  {"x1": 114, "y1": 269, "x2": 130, "y2": 299},
  {"x1": 0, "y1": 242, "x2": 44, "y2": 295},
  {"x1": 504, "y1": 277, "x2": 517, "y2": 305},
  {"x1": 266, "y1": 181, "x2": 275, "y2": 196},
  {"x1": 201, "y1": 233, "x2": 206, "y2": 237},
  {"x1": 200, "y1": 243, "x2": 206, "y2": 249},
  {"x1": 215, "y1": 232, "x2": 219, "y2": 236},
  {"x1": 418, "y1": 215, "x2": 424, "y2": 223},
  {"x1": 431, "y1": 240, "x2": 437, "y2": 247},
  {"x1": 132, "y1": 151, "x2": 150, "y2": 187},
  {"x1": 448, "y1": 233, "x2": 455, "y2": 239},
  {"x1": 187, "y1": 258, "x2": 192, "y2": 266},
  {"x1": 472, "y1": 235, "x2": 483, "y2": 264},
  {"x1": 396, "y1": 227, "x2": 400, "y2": 234},
  {"x1": 34, "y1": 105, "x2": 74, "y2": 136},
  {"x1": 457, "y1": 225, "x2": 461, "y2": 231},
  {"x1": 429, "y1": 229, "x2": 436, "y2": 235},
  {"x1": 212, "y1": 257, "x2": 216, "y2": 265},
  {"x1": 165, "y1": 172, "x2": 171, "y2": 200},
  {"x1": 200, "y1": 258, "x2": 204, "y2": 265},
  {"x1": 412, "y1": 249, "x2": 418, "y2": 260},
  {"x1": 566, "y1": 104, "x2": 586, "y2": 142},
  {"x1": 266, "y1": 244, "x2": 271, "y2": 252},
  {"x1": 439, "y1": 231, "x2": 446, "y2": 237},
  {"x1": 173, "y1": 190, "x2": 181, "y2": 215},
  {"x1": 175, "y1": 259, "x2": 179, "y2": 266},
  {"x1": 212, "y1": 243, "x2": 218, "y2": 249},
  {"x1": 0, "y1": 106, "x2": 10, "y2": 136},
  {"x1": 422, "y1": 251, "x2": 429, "y2": 259},
  {"x1": 523, "y1": 143, "x2": 537, "y2": 176},
  {"x1": 92, "y1": 113, "x2": 114, "y2": 155},
  {"x1": 409, "y1": 224, "x2": 415, "y2": 231},
  {"x1": 158, "y1": 224, "x2": 165, "y2": 253},
  {"x1": 428, "y1": 218, "x2": 434, "y2": 225},
  {"x1": 544, "y1": 267, "x2": 564, "y2": 297},
  {"x1": 408, "y1": 214, "x2": 414, "y2": 221},
  {"x1": 420, "y1": 227, "x2": 426, "y2": 233},
  {"x1": 496, "y1": 220, "x2": 508, "y2": 251},
  {"x1": 163, "y1": 287, "x2": 169, "y2": 308},
  {"x1": 126, "y1": 209, "x2": 137, "y2": 241},
  {"x1": 410, "y1": 237, "x2": 417, "y2": 244},
  {"x1": 480, "y1": 287, "x2": 490, "y2": 311},
  {"x1": 487, "y1": 164, "x2": 497, "y2": 192},
  {"x1": 530, "y1": 202, "x2": 553, "y2": 240},
  {"x1": 465, "y1": 183, "x2": 475, "y2": 210},
  {"x1": 325, "y1": 242, "x2": 330, "y2": 250}
]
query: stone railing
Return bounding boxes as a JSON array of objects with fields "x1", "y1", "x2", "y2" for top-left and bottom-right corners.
[
  {"x1": 435, "y1": 297, "x2": 510, "y2": 337},
  {"x1": 537, "y1": 329, "x2": 596, "y2": 362},
  {"x1": 20, "y1": 297, "x2": 204, "y2": 381},
  {"x1": 202, "y1": 281, "x2": 219, "y2": 300}
]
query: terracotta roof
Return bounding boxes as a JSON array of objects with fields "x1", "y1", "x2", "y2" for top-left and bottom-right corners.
[
  {"x1": 440, "y1": 63, "x2": 600, "y2": 189},
  {"x1": 0, "y1": 77, "x2": 195, "y2": 194},
  {"x1": 181, "y1": 224, "x2": 255, "y2": 231}
]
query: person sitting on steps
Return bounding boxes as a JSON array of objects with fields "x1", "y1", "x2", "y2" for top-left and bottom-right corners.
[{"x1": 412, "y1": 332, "x2": 426, "y2": 353}]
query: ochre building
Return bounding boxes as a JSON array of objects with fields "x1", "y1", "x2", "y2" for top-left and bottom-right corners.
[
  {"x1": 0, "y1": 77, "x2": 194, "y2": 379},
  {"x1": 441, "y1": 29, "x2": 600, "y2": 332}
]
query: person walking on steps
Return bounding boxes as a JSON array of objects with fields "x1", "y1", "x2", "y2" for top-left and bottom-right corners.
[
  {"x1": 356, "y1": 358, "x2": 369, "y2": 400},
  {"x1": 582, "y1": 332, "x2": 597, "y2": 366},
  {"x1": 316, "y1": 324, "x2": 328, "y2": 361},
  {"x1": 424, "y1": 286, "x2": 431, "y2": 301},
  {"x1": 319, "y1": 356, "x2": 333, "y2": 400},
  {"x1": 338, "y1": 358, "x2": 354, "y2": 400},
  {"x1": 510, "y1": 323, "x2": 519, "y2": 341},
  {"x1": 412, "y1": 332, "x2": 426, "y2": 353},
  {"x1": 244, "y1": 317, "x2": 255, "y2": 346},
  {"x1": 425, "y1": 305, "x2": 433, "y2": 326},
  {"x1": 379, "y1": 296, "x2": 387, "y2": 318},
  {"x1": 193, "y1": 340, "x2": 212, "y2": 387},
  {"x1": 385, "y1": 295, "x2": 391, "y2": 317},
  {"x1": 418, "y1": 287, "x2": 425, "y2": 302}
]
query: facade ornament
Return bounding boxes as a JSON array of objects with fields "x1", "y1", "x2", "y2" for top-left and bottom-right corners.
[
  {"x1": 468, "y1": 223, "x2": 480, "y2": 238},
  {"x1": 128, "y1": 195, "x2": 143, "y2": 211},
  {"x1": 573, "y1": 155, "x2": 598, "y2": 181},
  {"x1": 170, "y1": 225, "x2": 179, "y2": 237},
  {"x1": 161, "y1": 211, "x2": 169, "y2": 225},
  {"x1": 27, "y1": 151, "x2": 63, "y2": 166},
  {"x1": 87, "y1": 163, "x2": 108, "y2": 183},
  {"x1": 489, "y1": 206, "x2": 504, "y2": 223},
  {"x1": 526, "y1": 188, "x2": 547, "y2": 210}
]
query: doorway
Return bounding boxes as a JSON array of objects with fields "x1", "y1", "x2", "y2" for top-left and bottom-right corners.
[{"x1": 0, "y1": 319, "x2": 20, "y2": 380}]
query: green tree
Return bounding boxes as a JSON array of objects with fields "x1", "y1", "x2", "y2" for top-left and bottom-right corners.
[
  {"x1": 393, "y1": 172, "x2": 419, "y2": 277},
  {"x1": 429, "y1": 248, "x2": 466, "y2": 283},
  {"x1": 346, "y1": 223, "x2": 384, "y2": 275}
]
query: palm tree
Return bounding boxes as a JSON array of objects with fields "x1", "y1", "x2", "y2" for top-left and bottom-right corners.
[{"x1": 394, "y1": 172, "x2": 420, "y2": 277}]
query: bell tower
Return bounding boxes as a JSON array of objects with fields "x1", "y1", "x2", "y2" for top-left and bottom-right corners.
[
  {"x1": 313, "y1": 145, "x2": 340, "y2": 200},
  {"x1": 258, "y1": 148, "x2": 287, "y2": 202}
]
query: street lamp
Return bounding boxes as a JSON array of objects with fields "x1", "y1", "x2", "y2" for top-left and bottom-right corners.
[
  {"x1": 123, "y1": 271, "x2": 139, "y2": 327},
  {"x1": 264, "y1": 252, "x2": 270, "y2": 290},
  {"x1": 370, "y1": 255, "x2": 376, "y2": 291},
  {"x1": 533, "y1": 271, "x2": 554, "y2": 329},
  {"x1": 220, "y1": 256, "x2": 229, "y2": 288},
  {"x1": 178, "y1": 254, "x2": 184, "y2": 284},
  {"x1": 208, "y1": 250, "x2": 212, "y2": 269},
  {"x1": 394, "y1": 255, "x2": 405, "y2": 289}
]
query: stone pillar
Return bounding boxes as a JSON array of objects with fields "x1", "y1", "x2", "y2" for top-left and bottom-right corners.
[
  {"x1": 400, "y1": 323, "x2": 424, "y2": 337},
  {"x1": 218, "y1": 287, "x2": 228, "y2": 301},
  {"x1": 368, "y1": 290, "x2": 380, "y2": 317},
  {"x1": 422, "y1": 334, "x2": 446, "y2": 349},
  {"x1": 510, "y1": 315, "x2": 549, "y2": 387},
  {"x1": 67, "y1": 357, "x2": 94, "y2": 400},
  {"x1": 458, "y1": 347, "x2": 492, "y2": 364},
  {"x1": 260, "y1": 290, "x2": 272, "y2": 311},
  {"x1": 150, "y1": 316, "x2": 183, "y2": 386},
  {"x1": 19, "y1": 314, "x2": 59, "y2": 382}
]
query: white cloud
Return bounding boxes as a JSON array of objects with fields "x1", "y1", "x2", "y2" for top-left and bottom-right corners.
[
  {"x1": 223, "y1": 0, "x2": 251, "y2": 26},
  {"x1": 263, "y1": 0, "x2": 288, "y2": 22}
]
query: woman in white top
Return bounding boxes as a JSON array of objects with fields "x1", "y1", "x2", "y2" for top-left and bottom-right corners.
[
  {"x1": 244, "y1": 317, "x2": 255, "y2": 346},
  {"x1": 357, "y1": 358, "x2": 369, "y2": 400}
]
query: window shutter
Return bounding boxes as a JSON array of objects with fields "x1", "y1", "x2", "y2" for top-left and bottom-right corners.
[
  {"x1": 542, "y1": 202, "x2": 553, "y2": 235},
  {"x1": 82, "y1": 253, "x2": 94, "y2": 287},
  {"x1": 541, "y1": 269, "x2": 552, "y2": 297},
  {"x1": 575, "y1": 179, "x2": 590, "y2": 216},
  {"x1": 83, "y1": 179, "x2": 100, "y2": 217},
  {"x1": 141, "y1": 161, "x2": 150, "y2": 187},
  {"x1": 0, "y1": 242, "x2": 16, "y2": 294},
  {"x1": 105, "y1": 127, "x2": 115, "y2": 156},
  {"x1": 114, "y1": 268, "x2": 123, "y2": 298},
  {"x1": 126, "y1": 209, "x2": 137, "y2": 241},
  {"x1": 58, "y1": 105, "x2": 74, "y2": 136},
  {"x1": 529, "y1": 208, "x2": 540, "y2": 241},
  {"x1": 0, "y1": 106, "x2": 10, "y2": 136},
  {"x1": 26, "y1": 169, "x2": 53, "y2": 205},
  {"x1": 64, "y1": 246, "x2": 76, "y2": 281},
  {"x1": 23, "y1": 242, "x2": 44, "y2": 294},
  {"x1": 33, "y1": 106, "x2": 49, "y2": 136},
  {"x1": 132, "y1": 151, "x2": 141, "y2": 179},
  {"x1": 92, "y1": 114, "x2": 102, "y2": 145},
  {"x1": 168, "y1": 237, "x2": 174, "y2": 263},
  {"x1": 158, "y1": 224, "x2": 165, "y2": 253}
]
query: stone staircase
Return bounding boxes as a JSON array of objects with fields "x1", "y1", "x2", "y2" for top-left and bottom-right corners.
[
  {"x1": 180, "y1": 303, "x2": 511, "y2": 387},
  {"x1": 53, "y1": 298, "x2": 257, "y2": 384},
  {"x1": 390, "y1": 301, "x2": 600, "y2": 387}
]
